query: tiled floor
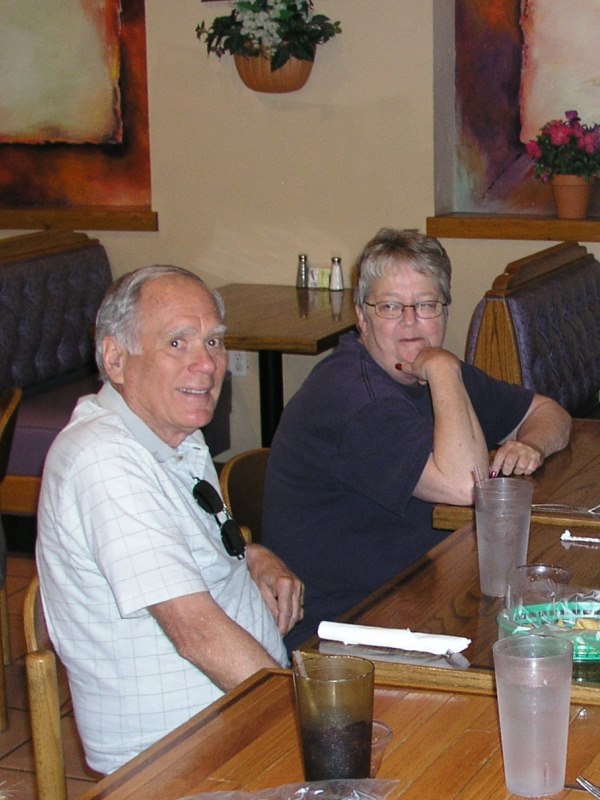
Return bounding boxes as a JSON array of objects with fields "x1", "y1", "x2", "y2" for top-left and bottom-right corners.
[{"x1": 0, "y1": 554, "x2": 99, "y2": 800}]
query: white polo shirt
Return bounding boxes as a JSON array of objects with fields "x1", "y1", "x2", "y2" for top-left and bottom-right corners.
[{"x1": 37, "y1": 383, "x2": 287, "y2": 775}]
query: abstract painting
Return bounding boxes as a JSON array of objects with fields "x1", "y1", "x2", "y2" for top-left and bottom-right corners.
[
  {"x1": 0, "y1": 0, "x2": 156, "y2": 230},
  {"x1": 454, "y1": 0, "x2": 600, "y2": 215}
]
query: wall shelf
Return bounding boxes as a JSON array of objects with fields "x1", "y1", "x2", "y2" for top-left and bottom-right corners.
[
  {"x1": 426, "y1": 214, "x2": 600, "y2": 242},
  {"x1": 0, "y1": 207, "x2": 158, "y2": 232}
]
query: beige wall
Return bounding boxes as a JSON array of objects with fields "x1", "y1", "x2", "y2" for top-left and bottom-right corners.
[{"x1": 3, "y1": 1, "x2": 599, "y2": 458}]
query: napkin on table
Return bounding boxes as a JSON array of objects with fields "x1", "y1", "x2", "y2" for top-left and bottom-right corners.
[{"x1": 317, "y1": 621, "x2": 471, "y2": 656}]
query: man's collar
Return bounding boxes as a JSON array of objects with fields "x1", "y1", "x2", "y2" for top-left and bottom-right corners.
[{"x1": 96, "y1": 383, "x2": 206, "y2": 463}]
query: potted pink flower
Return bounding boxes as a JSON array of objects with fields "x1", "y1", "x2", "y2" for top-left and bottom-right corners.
[
  {"x1": 525, "y1": 110, "x2": 600, "y2": 182},
  {"x1": 525, "y1": 110, "x2": 600, "y2": 218}
]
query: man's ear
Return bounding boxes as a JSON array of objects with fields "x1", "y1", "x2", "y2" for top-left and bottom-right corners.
[{"x1": 102, "y1": 337, "x2": 127, "y2": 385}]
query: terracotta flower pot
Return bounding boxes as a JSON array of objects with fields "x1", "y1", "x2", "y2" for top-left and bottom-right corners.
[
  {"x1": 234, "y1": 53, "x2": 314, "y2": 93},
  {"x1": 550, "y1": 175, "x2": 594, "y2": 219}
]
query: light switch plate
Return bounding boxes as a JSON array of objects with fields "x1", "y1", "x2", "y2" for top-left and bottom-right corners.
[{"x1": 228, "y1": 350, "x2": 248, "y2": 376}]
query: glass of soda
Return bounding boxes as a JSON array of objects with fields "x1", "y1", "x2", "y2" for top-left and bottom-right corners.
[{"x1": 292, "y1": 653, "x2": 374, "y2": 781}]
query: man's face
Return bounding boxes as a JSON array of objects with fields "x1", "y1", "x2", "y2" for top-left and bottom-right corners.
[{"x1": 103, "y1": 276, "x2": 227, "y2": 447}]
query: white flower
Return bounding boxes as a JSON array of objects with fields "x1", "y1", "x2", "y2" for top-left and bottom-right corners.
[{"x1": 235, "y1": 1, "x2": 297, "y2": 53}]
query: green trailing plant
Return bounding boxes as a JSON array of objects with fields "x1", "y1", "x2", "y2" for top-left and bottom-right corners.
[{"x1": 196, "y1": 0, "x2": 341, "y2": 71}]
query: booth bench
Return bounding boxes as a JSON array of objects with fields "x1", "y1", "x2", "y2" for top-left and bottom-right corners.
[
  {"x1": 465, "y1": 241, "x2": 600, "y2": 418},
  {"x1": 0, "y1": 230, "x2": 230, "y2": 517}
]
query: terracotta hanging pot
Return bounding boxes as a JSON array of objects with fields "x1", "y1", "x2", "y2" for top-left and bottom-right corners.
[
  {"x1": 550, "y1": 174, "x2": 594, "y2": 219},
  {"x1": 233, "y1": 53, "x2": 314, "y2": 93}
]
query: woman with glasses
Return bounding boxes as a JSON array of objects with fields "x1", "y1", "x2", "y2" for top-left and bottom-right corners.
[{"x1": 262, "y1": 228, "x2": 571, "y2": 652}]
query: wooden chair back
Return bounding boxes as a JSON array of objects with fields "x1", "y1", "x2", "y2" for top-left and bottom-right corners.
[
  {"x1": 23, "y1": 574, "x2": 69, "y2": 800},
  {"x1": 219, "y1": 448, "x2": 270, "y2": 544},
  {"x1": 0, "y1": 387, "x2": 22, "y2": 484},
  {"x1": 0, "y1": 387, "x2": 22, "y2": 731}
]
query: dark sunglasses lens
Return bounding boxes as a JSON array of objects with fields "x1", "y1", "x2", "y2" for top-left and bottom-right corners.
[
  {"x1": 221, "y1": 519, "x2": 246, "y2": 559},
  {"x1": 192, "y1": 479, "x2": 224, "y2": 514}
]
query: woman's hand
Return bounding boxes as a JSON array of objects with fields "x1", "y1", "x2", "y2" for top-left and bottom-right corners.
[
  {"x1": 397, "y1": 347, "x2": 461, "y2": 385},
  {"x1": 490, "y1": 440, "x2": 544, "y2": 476},
  {"x1": 490, "y1": 395, "x2": 571, "y2": 477}
]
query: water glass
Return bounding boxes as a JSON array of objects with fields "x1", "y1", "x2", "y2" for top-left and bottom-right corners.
[
  {"x1": 370, "y1": 720, "x2": 392, "y2": 777},
  {"x1": 493, "y1": 634, "x2": 573, "y2": 797},
  {"x1": 474, "y1": 477, "x2": 533, "y2": 597},
  {"x1": 506, "y1": 563, "x2": 572, "y2": 611}
]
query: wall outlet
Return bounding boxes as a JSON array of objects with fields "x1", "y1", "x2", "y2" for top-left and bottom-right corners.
[{"x1": 228, "y1": 350, "x2": 248, "y2": 377}]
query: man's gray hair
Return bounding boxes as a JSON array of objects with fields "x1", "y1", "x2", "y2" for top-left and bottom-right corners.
[
  {"x1": 354, "y1": 228, "x2": 452, "y2": 307},
  {"x1": 95, "y1": 265, "x2": 225, "y2": 381}
]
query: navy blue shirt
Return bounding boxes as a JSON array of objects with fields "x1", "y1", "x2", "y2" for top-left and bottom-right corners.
[{"x1": 262, "y1": 332, "x2": 534, "y2": 651}]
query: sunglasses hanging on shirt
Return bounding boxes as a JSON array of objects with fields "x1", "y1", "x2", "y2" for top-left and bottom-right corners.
[{"x1": 192, "y1": 478, "x2": 246, "y2": 559}]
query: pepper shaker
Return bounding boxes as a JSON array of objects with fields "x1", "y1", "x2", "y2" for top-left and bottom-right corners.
[
  {"x1": 296, "y1": 254, "x2": 309, "y2": 288},
  {"x1": 329, "y1": 256, "x2": 344, "y2": 291}
]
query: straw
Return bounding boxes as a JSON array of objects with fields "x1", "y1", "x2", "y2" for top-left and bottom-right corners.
[
  {"x1": 292, "y1": 650, "x2": 320, "y2": 718},
  {"x1": 292, "y1": 649, "x2": 308, "y2": 678},
  {"x1": 473, "y1": 465, "x2": 486, "y2": 487}
]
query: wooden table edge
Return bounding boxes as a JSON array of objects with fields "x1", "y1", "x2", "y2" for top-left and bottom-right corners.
[
  {"x1": 432, "y1": 506, "x2": 600, "y2": 531},
  {"x1": 75, "y1": 663, "x2": 600, "y2": 800}
]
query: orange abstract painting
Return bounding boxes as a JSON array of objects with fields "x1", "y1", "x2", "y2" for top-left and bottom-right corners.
[
  {"x1": 0, "y1": 0, "x2": 153, "y2": 226},
  {"x1": 1, "y1": 1, "x2": 123, "y2": 145}
]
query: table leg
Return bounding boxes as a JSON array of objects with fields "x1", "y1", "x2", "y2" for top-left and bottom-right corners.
[{"x1": 258, "y1": 351, "x2": 284, "y2": 447}]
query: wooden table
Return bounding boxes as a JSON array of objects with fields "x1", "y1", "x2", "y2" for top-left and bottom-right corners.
[
  {"x1": 218, "y1": 284, "x2": 356, "y2": 445},
  {"x1": 433, "y1": 418, "x2": 600, "y2": 531},
  {"x1": 76, "y1": 669, "x2": 600, "y2": 800},
  {"x1": 319, "y1": 521, "x2": 600, "y2": 704}
]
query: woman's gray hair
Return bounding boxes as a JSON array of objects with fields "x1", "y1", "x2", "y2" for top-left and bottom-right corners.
[
  {"x1": 354, "y1": 228, "x2": 452, "y2": 307},
  {"x1": 95, "y1": 265, "x2": 225, "y2": 381}
]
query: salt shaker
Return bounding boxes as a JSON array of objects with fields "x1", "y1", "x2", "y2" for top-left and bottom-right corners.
[
  {"x1": 296, "y1": 254, "x2": 309, "y2": 288},
  {"x1": 329, "y1": 256, "x2": 344, "y2": 291}
]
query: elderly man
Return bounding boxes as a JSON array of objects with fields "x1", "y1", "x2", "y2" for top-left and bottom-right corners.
[{"x1": 37, "y1": 265, "x2": 303, "y2": 775}]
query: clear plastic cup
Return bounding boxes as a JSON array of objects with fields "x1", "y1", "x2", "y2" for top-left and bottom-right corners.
[
  {"x1": 506, "y1": 563, "x2": 572, "y2": 611},
  {"x1": 493, "y1": 634, "x2": 573, "y2": 797},
  {"x1": 474, "y1": 477, "x2": 533, "y2": 597},
  {"x1": 370, "y1": 720, "x2": 392, "y2": 777}
]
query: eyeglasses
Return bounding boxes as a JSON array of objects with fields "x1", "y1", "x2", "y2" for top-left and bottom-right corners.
[
  {"x1": 192, "y1": 478, "x2": 246, "y2": 559},
  {"x1": 363, "y1": 300, "x2": 448, "y2": 320}
]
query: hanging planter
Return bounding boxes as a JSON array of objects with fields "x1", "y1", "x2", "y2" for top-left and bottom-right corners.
[
  {"x1": 196, "y1": 1, "x2": 341, "y2": 94},
  {"x1": 550, "y1": 174, "x2": 594, "y2": 220},
  {"x1": 234, "y1": 53, "x2": 314, "y2": 94}
]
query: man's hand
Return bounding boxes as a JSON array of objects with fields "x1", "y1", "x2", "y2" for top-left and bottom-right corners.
[{"x1": 245, "y1": 544, "x2": 304, "y2": 635}]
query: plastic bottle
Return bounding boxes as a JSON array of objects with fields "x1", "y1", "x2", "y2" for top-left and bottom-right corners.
[
  {"x1": 296, "y1": 254, "x2": 309, "y2": 288},
  {"x1": 329, "y1": 256, "x2": 344, "y2": 291}
]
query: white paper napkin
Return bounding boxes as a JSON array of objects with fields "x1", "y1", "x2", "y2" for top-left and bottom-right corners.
[{"x1": 317, "y1": 621, "x2": 471, "y2": 656}]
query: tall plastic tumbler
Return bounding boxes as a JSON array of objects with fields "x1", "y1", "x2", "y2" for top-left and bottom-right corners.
[
  {"x1": 474, "y1": 477, "x2": 533, "y2": 597},
  {"x1": 293, "y1": 653, "x2": 374, "y2": 780},
  {"x1": 493, "y1": 634, "x2": 573, "y2": 797}
]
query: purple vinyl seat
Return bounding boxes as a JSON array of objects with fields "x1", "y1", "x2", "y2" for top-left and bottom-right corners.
[
  {"x1": 0, "y1": 231, "x2": 112, "y2": 515},
  {"x1": 7, "y1": 376, "x2": 102, "y2": 477}
]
